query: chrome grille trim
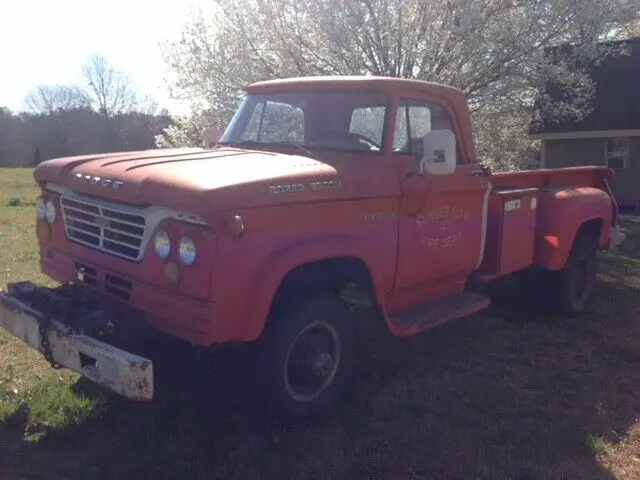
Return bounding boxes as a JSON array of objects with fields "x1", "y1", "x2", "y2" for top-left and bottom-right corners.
[
  {"x1": 61, "y1": 197, "x2": 146, "y2": 261},
  {"x1": 46, "y1": 183, "x2": 209, "y2": 263}
]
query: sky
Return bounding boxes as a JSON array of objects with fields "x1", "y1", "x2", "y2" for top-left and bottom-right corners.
[{"x1": 0, "y1": 0, "x2": 210, "y2": 115}]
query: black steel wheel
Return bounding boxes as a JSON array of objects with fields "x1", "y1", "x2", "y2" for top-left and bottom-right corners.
[{"x1": 253, "y1": 294, "x2": 355, "y2": 422}]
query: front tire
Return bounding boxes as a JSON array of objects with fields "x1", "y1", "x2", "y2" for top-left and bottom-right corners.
[{"x1": 253, "y1": 294, "x2": 355, "y2": 422}]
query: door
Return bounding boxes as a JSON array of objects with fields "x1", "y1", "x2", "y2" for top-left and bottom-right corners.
[{"x1": 393, "y1": 98, "x2": 490, "y2": 292}]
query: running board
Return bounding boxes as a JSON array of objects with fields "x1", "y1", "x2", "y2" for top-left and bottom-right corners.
[{"x1": 389, "y1": 291, "x2": 491, "y2": 336}]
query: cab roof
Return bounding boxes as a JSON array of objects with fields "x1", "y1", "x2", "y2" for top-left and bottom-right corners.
[{"x1": 246, "y1": 75, "x2": 466, "y2": 100}]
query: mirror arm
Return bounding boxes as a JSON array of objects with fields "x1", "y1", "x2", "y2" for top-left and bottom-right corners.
[{"x1": 419, "y1": 155, "x2": 438, "y2": 175}]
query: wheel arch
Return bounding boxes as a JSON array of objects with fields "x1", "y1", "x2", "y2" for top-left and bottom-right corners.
[
  {"x1": 237, "y1": 236, "x2": 389, "y2": 341},
  {"x1": 269, "y1": 256, "x2": 376, "y2": 312},
  {"x1": 533, "y1": 187, "x2": 612, "y2": 271},
  {"x1": 572, "y1": 218, "x2": 603, "y2": 250}
]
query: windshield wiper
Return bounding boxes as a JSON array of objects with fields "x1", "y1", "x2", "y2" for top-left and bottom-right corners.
[
  {"x1": 266, "y1": 141, "x2": 316, "y2": 159},
  {"x1": 220, "y1": 140, "x2": 317, "y2": 159},
  {"x1": 219, "y1": 140, "x2": 259, "y2": 147}
]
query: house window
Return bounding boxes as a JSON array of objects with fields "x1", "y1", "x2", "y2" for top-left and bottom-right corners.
[{"x1": 605, "y1": 138, "x2": 629, "y2": 170}]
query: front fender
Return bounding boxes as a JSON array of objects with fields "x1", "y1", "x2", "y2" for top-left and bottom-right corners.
[
  {"x1": 237, "y1": 234, "x2": 390, "y2": 342},
  {"x1": 533, "y1": 186, "x2": 613, "y2": 270}
]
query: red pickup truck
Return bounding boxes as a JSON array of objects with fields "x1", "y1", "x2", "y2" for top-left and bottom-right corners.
[{"x1": 0, "y1": 76, "x2": 626, "y2": 421}]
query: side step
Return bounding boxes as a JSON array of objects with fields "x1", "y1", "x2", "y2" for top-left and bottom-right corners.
[{"x1": 389, "y1": 291, "x2": 491, "y2": 336}]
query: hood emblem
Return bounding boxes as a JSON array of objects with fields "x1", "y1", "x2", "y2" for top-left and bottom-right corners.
[
  {"x1": 95, "y1": 216, "x2": 110, "y2": 228},
  {"x1": 71, "y1": 172, "x2": 124, "y2": 190}
]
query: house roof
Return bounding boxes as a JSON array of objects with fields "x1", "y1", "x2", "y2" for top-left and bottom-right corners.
[{"x1": 531, "y1": 36, "x2": 640, "y2": 136}]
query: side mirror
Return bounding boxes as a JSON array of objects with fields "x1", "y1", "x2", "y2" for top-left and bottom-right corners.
[{"x1": 419, "y1": 129, "x2": 457, "y2": 176}]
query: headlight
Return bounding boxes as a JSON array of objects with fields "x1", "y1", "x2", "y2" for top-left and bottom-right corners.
[
  {"x1": 154, "y1": 229, "x2": 171, "y2": 260},
  {"x1": 45, "y1": 200, "x2": 56, "y2": 224},
  {"x1": 179, "y1": 236, "x2": 197, "y2": 266},
  {"x1": 36, "y1": 197, "x2": 46, "y2": 220}
]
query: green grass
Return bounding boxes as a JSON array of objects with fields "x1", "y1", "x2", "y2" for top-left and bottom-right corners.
[
  {"x1": 1, "y1": 167, "x2": 640, "y2": 479},
  {"x1": 0, "y1": 169, "x2": 100, "y2": 461}
]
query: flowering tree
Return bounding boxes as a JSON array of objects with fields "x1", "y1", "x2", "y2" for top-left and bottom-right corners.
[{"x1": 160, "y1": 0, "x2": 639, "y2": 169}]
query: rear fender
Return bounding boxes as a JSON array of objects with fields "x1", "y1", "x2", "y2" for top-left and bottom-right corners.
[
  {"x1": 237, "y1": 234, "x2": 388, "y2": 341},
  {"x1": 533, "y1": 186, "x2": 612, "y2": 270}
]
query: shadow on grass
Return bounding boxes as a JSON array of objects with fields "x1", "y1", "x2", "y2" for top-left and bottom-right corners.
[{"x1": 1, "y1": 239, "x2": 639, "y2": 479}]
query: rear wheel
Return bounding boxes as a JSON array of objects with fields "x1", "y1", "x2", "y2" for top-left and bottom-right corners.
[
  {"x1": 518, "y1": 231, "x2": 598, "y2": 317},
  {"x1": 253, "y1": 294, "x2": 355, "y2": 422},
  {"x1": 551, "y1": 234, "x2": 598, "y2": 316}
]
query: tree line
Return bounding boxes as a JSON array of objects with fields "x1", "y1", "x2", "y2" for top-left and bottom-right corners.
[{"x1": 0, "y1": 54, "x2": 172, "y2": 168}]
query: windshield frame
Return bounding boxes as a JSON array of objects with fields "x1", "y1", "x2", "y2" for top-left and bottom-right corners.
[{"x1": 218, "y1": 89, "x2": 393, "y2": 156}]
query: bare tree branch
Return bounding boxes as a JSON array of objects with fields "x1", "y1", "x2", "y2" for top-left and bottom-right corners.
[{"x1": 24, "y1": 84, "x2": 91, "y2": 115}]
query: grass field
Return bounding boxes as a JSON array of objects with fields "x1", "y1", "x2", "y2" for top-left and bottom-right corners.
[{"x1": 1, "y1": 167, "x2": 640, "y2": 479}]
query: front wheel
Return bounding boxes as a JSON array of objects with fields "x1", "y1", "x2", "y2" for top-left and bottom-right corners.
[{"x1": 253, "y1": 294, "x2": 355, "y2": 422}]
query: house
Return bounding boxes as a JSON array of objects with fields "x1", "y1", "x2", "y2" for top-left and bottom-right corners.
[{"x1": 530, "y1": 37, "x2": 640, "y2": 212}]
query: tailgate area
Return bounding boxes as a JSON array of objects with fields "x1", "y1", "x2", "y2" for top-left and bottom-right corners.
[{"x1": 0, "y1": 282, "x2": 154, "y2": 401}]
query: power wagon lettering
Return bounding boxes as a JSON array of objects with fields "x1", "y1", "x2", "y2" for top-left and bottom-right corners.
[{"x1": 268, "y1": 180, "x2": 342, "y2": 195}]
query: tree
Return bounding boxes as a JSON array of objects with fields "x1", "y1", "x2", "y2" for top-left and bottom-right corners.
[
  {"x1": 163, "y1": 0, "x2": 640, "y2": 168},
  {"x1": 82, "y1": 54, "x2": 138, "y2": 117},
  {"x1": 155, "y1": 109, "x2": 217, "y2": 148},
  {"x1": 24, "y1": 84, "x2": 91, "y2": 115},
  {"x1": 81, "y1": 54, "x2": 141, "y2": 151},
  {"x1": 23, "y1": 84, "x2": 93, "y2": 159}
]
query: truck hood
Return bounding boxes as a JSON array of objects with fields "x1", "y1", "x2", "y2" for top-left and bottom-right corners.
[{"x1": 34, "y1": 147, "x2": 345, "y2": 214}]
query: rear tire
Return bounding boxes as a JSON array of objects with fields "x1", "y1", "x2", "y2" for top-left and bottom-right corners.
[
  {"x1": 253, "y1": 294, "x2": 355, "y2": 423},
  {"x1": 518, "y1": 231, "x2": 598, "y2": 317},
  {"x1": 551, "y1": 234, "x2": 598, "y2": 316}
]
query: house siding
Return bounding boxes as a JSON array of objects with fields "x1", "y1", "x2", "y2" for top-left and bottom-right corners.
[{"x1": 544, "y1": 137, "x2": 640, "y2": 210}]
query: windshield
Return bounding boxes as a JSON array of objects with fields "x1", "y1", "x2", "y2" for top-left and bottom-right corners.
[{"x1": 219, "y1": 90, "x2": 390, "y2": 153}]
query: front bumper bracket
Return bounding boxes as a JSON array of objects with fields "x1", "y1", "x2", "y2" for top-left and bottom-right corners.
[{"x1": 0, "y1": 281, "x2": 153, "y2": 401}]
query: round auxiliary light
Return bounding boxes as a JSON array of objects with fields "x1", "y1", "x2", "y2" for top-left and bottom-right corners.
[
  {"x1": 36, "y1": 197, "x2": 46, "y2": 220},
  {"x1": 179, "y1": 236, "x2": 197, "y2": 266},
  {"x1": 154, "y1": 229, "x2": 171, "y2": 260},
  {"x1": 45, "y1": 200, "x2": 56, "y2": 224}
]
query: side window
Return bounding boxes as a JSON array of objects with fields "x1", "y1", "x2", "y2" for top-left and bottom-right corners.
[
  {"x1": 242, "y1": 101, "x2": 304, "y2": 142},
  {"x1": 350, "y1": 106, "x2": 386, "y2": 146},
  {"x1": 393, "y1": 100, "x2": 460, "y2": 163}
]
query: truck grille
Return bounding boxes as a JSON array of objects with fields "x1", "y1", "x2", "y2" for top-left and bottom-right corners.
[{"x1": 60, "y1": 197, "x2": 146, "y2": 261}]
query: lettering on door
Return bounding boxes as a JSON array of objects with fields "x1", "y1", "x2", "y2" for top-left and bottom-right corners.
[
  {"x1": 415, "y1": 206, "x2": 469, "y2": 249},
  {"x1": 415, "y1": 206, "x2": 469, "y2": 227}
]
